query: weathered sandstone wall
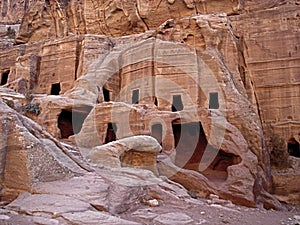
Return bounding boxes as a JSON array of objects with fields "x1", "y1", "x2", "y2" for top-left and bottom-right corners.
[
  {"x1": 230, "y1": 4, "x2": 300, "y2": 144},
  {"x1": 0, "y1": 0, "x2": 299, "y2": 208}
]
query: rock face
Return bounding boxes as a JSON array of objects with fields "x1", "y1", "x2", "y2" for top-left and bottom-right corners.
[
  {"x1": 62, "y1": 13, "x2": 277, "y2": 208},
  {"x1": 229, "y1": 4, "x2": 300, "y2": 204},
  {"x1": 0, "y1": 0, "x2": 299, "y2": 220},
  {"x1": 272, "y1": 157, "x2": 300, "y2": 204},
  {"x1": 0, "y1": 98, "x2": 89, "y2": 202},
  {"x1": 0, "y1": 0, "x2": 34, "y2": 24},
  {"x1": 12, "y1": 0, "x2": 296, "y2": 43},
  {"x1": 0, "y1": 36, "x2": 79, "y2": 95},
  {"x1": 230, "y1": 4, "x2": 300, "y2": 146}
]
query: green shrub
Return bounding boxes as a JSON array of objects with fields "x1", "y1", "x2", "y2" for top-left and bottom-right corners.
[{"x1": 24, "y1": 103, "x2": 40, "y2": 115}]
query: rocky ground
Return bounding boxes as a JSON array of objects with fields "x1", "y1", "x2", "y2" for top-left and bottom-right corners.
[
  {"x1": 121, "y1": 200, "x2": 300, "y2": 225},
  {"x1": 0, "y1": 187, "x2": 299, "y2": 225}
]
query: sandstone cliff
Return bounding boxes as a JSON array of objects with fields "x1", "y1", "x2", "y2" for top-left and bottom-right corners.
[
  {"x1": 11, "y1": 0, "x2": 298, "y2": 43},
  {"x1": 0, "y1": 0, "x2": 299, "y2": 223}
]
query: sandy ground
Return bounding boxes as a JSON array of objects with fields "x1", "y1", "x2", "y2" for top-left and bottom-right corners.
[{"x1": 122, "y1": 197, "x2": 300, "y2": 225}]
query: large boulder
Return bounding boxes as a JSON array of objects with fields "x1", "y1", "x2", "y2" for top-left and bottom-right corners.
[{"x1": 85, "y1": 135, "x2": 162, "y2": 174}]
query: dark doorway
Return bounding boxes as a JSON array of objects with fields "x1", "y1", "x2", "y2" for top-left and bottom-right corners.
[
  {"x1": 58, "y1": 107, "x2": 92, "y2": 139},
  {"x1": 172, "y1": 95, "x2": 183, "y2": 112},
  {"x1": 151, "y1": 124, "x2": 163, "y2": 145},
  {"x1": 132, "y1": 89, "x2": 139, "y2": 104},
  {"x1": 172, "y1": 121, "x2": 241, "y2": 182},
  {"x1": 172, "y1": 122, "x2": 181, "y2": 149},
  {"x1": 51, "y1": 83, "x2": 61, "y2": 95},
  {"x1": 103, "y1": 87, "x2": 110, "y2": 102},
  {"x1": 172, "y1": 122, "x2": 206, "y2": 168},
  {"x1": 209, "y1": 92, "x2": 219, "y2": 109},
  {"x1": 105, "y1": 123, "x2": 117, "y2": 143},
  {"x1": 288, "y1": 138, "x2": 300, "y2": 157},
  {"x1": 154, "y1": 97, "x2": 158, "y2": 106},
  {"x1": 1, "y1": 70, "x2": 9, "y2": 85},
  {"x1": 58, "y1": 110, "x2": 73, "y2": 138}
]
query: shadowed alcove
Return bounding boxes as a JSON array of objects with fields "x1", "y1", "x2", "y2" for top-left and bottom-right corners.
[
  {"x1": 51, "y1": 83, "x2": 61, "y2": 95},
  {"x1": 105, "y1": 123, "x2": 117, "y2": 143},
  {"x1": 172, "y1": 120, "x2": 241, "y2": 182},
  {"x1": 58, "y1": 106, "x2": 93, "y2": 138},
  {"x1": 1, "y1": 70, "x2": 9, "y2": 85},
  {"x1": 103, "y1": 87, "x2": 110, "y2": 102},
  {"x1": 151, "y1": 123, "x2": 163, "y2": 146},
  {"x1": 288, "y1": 138, "x2": 300, "y2": 158}
]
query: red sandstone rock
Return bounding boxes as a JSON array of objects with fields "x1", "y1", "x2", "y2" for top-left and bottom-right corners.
[
  {"x1": 0, "y1": 0, "x2": 299, "y2": 219},
  {"x1": 0, "y1": 98, "x2": 89, "y2": 202},
  {"x1": 12, "y1": 0, "x2": 295, "y2": 44},
  {"x1": 86, "y1": 135, "x2": 161, "y2": 174}
]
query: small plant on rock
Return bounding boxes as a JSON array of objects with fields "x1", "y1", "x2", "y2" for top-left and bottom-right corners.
[{"x1": 24, "y1": 103, "x2": 40, "y2": 115}]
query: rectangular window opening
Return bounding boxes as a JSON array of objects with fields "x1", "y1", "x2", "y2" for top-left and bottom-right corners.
[
  {"x1": 172, "y1": 95, "x2": 183, "y2": 112},
  {"x1": 103, "y1": 87, "x2": 110, "y2": 102},
  {"x1": 209, "y1": 92, "x2": 219, "y2": 109},
  {"x1": 51, "y1": 83, "x2": 61, "y2": 95},
  {"x1": 105, "y1": 123, "x2": 117, "y2": 143},
  {"x1": 1, "y1": 70, "x2": 9, "y2": 85},
  {"x1": 151, "y1": 123, "x2": 163, "y2": 145},
  {"x1": 132, "y1": 89, "x2": 139, "y2": 104}
]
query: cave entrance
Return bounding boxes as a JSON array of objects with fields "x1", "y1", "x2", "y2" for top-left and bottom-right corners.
[
  {"x1": 202, "y1": 150, "x2": 241, "y2": 182},
  {"x1": 51, "y1": 83, "x2": 61, "y2": 95},
  {"x1": 172, "y1": 95, "x2": 183, "y2": 112},
  {"x1": 1, "y1": 70, "x2": 9, "y2": 85},
  {"x1": 172, "y1": 121, "x2": 206, "y2": 168},
  {"x1": 172, "y1": 120, "x2": 241, "y2": 182},
  {"x1": 103, "y1": 87, "x2": 110, "y2": 102},
  {"x1": 105, "y1": 123, "x2": 117, "y2": 143},
  {"x1": 151, "y1": 123, "x2": 163, "y2": 145},
  {"x1": 288, "y1": 138, "x2": 300, "y2": 157},
  {"x1": 58, "y1": 107, "x2": 92, "y2": 139}
]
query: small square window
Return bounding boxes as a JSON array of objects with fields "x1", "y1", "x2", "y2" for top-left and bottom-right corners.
[
  {"x1": 172, "y1": 95, "x2": 183, "y2": 112},
  {"x1": 51, "y1": 83, "x2": 61, "y2": 95},
  {"x1": 209, "y1": 92, "x2": 219, "y2": 109}
]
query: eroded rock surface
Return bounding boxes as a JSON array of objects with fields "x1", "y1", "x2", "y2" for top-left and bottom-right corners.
[
  {"x1": 86, "y1": 135, "x2": 161, "y2": 174},
  {"x1": 0, "y1": 98, "x2": 88, "y2": 202},
  {"x1": 12, "y1": 0, "x2": 297, "y2": 44},
  {"x1": 272, "y1": 157, "x2": 300, "y2": 204},
  {"x1": 230, "y1": 4, "x2": 300, "y2": 143},
  {"x1": 0, "y1": 0, "x2": 299, "y2": 223}
]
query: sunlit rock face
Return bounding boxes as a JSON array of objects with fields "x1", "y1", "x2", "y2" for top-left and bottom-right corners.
[{"x1": 0, "y1": 0, "x2": 299, "y2": 219}]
